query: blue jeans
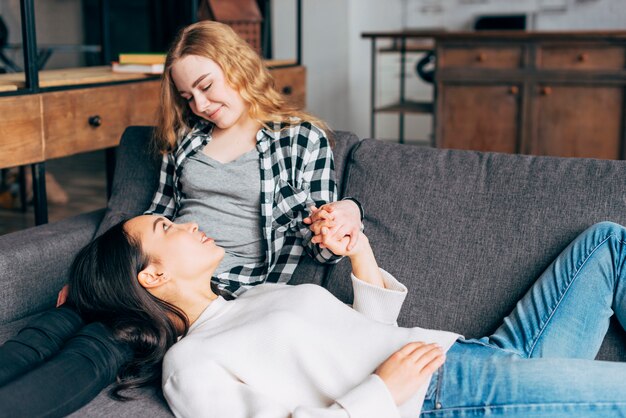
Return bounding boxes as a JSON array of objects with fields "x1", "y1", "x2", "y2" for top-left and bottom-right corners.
[{"x1": 421, "y1": 222, "x2": 626, "y2": 417}]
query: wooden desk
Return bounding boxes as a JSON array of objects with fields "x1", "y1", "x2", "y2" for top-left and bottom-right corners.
[
  {"x1": 0, "y1": 61, "x2": 306, "y2": 224},
  {"x1": 0, "y1": 62, "x2": 305, "y2": 157}
]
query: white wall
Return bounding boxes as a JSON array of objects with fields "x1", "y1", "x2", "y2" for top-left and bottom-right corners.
[
  {"x1": 535, "y1": 0, "x2": 626, "y2": 30},
  {"x1": 405, "y1": 0, "x2": 626, "y2": 31}
]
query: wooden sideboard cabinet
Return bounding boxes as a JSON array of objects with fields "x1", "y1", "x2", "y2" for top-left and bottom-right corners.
[
  {"x1": 0, "y1": 63, "x2": 305, "y2": 224},
  {"x1": 434, "y1": 32, "x2": 626, "y2": 159},
  {"x1": 0, "y1": 63, "x2": 306, "y2": 159}
]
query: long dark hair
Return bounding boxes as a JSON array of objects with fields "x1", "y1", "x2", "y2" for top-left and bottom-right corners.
[{"x1": 68, "y1": 220, "x2": 189, "y2": 400}]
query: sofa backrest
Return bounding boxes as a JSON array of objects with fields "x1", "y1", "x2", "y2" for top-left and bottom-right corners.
[{"x1": 325, "y1": 139, "x2": 626, "y2": 361}]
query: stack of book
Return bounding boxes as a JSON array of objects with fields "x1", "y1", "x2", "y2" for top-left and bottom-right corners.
[{"x1": 111, "y1": 53, "x2": 166, "y2": 74}]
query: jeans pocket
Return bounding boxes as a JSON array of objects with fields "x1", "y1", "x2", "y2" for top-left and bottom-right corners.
[{"x1": 424, "y1": 365, "x2": 443, "y2": 401}]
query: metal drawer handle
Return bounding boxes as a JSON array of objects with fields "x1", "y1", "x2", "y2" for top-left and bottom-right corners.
[
  {"x1": 508, "y1": 86, "x2": 519, "y2": 95},
  {"x1": 88, "y1": 115, "x2": 102, "y2": 127},
  {"x1": 577, "y1": 53, "x2": 589, "y2": 62},
  {"x1": 282, "y1": 86, "x2": 293, "y2": 95},
  {"x1": 476, "y1": 52, "x2": 486, "y2": 62}
]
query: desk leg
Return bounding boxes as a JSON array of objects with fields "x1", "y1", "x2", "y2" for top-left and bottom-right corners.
[
  {"x1": 19, "y1": 166, "x2": 27, "y2": 212},
  {"x1": 31, "y1": 163, "x2": 48, "y2": 225}
]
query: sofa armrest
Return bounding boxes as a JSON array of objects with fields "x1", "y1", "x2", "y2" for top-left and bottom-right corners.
[{"x1": 0, "y1": 209, "x2": 105, "y2": 325}]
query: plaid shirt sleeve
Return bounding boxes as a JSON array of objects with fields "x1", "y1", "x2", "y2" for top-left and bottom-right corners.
[
  {"x1": 144, "y1": 153, "x2": 177, "y2": 218},
  {"x1": 298, "y1": 129, "x2": 343, "y2": 265}
]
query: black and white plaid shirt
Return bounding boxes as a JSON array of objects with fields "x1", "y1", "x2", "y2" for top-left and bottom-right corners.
[{"x1": 146, "y1": 119, "x2": 343, "y2": 297}]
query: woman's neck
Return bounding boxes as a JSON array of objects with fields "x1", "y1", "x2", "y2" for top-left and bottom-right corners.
[
  {"x1": 212, "y1": 113, "x2": 261, "y2": 143},
  {"x1": 170, "y1": 280, "x2": 219, "y2": 325}
]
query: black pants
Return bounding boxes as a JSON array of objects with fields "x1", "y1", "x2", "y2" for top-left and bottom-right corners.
[{"x1": 0, "y1": 306, "x2": 131, "y2": 418}]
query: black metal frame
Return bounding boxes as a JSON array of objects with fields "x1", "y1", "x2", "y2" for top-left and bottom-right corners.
[
  {"x1": 19, "y1": 0, "x2": 48, "y2": 225},
  {"x1": 367, "y1": 33, "x2": 435, "y2": 145},
  {"x1": 369, "y1": 36, "x2": 409, "y2": 144}
]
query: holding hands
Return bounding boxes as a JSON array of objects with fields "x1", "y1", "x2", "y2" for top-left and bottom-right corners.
[{"x1": 303, "y1": 200, "x2": 362, "y2": 254}]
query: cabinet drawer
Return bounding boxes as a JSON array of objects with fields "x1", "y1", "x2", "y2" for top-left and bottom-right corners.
[
  {"x1": 42, "y1": 83, "x2": 149, "y2": 159},
  {"x1": 270, "y1": 66, "x2": 306, "y2": 108},
  {"x1": 127, "y1": 80, "x2": 160, "y2": 126},
  {"x1": 0, "y1": 95, "x2": 44, "y2": 168},
  {"x1": 439, "y1": 47, "x2": 523, "y2": 69},
  {"x1": 537, "y1": 46, "x2": 625, "y2": 70}
]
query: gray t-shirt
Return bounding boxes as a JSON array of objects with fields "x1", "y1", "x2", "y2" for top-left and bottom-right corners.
[{"x1": 175, "y1": 149, "x2": 266, "y2": 274}]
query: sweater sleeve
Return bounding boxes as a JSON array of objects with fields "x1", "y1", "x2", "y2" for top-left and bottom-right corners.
[
  {"x1": 163, "y1": 362, "x2": 399, "y2": 418},
  {"x1": 298, "y1": 128, "x2": 343, "y2": 265},
  {"x1": 351, "y1": 268, "x2": 408, "y2": 325}
]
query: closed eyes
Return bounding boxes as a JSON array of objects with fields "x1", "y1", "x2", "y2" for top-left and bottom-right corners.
[{"x1": 184, "y1": 84, "x2": 212, "y2": 102}]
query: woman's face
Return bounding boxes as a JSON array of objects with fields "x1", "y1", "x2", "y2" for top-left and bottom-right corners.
[
  {"x1": 171, "y1": 54, "x2": 249, "y2": 130},
  {"x1": 125, "y1": 215, "x2": 224, "y2": 282}
]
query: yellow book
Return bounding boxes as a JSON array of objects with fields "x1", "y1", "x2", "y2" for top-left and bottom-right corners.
[
  {"x1": 118, "y1": 53, "x2": 166, "y2": 65},
  {"x1": 112, "y1": 62, "x2": 164, "y2": 74}
]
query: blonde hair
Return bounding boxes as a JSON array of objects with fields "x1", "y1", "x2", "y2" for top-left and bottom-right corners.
[{"x1": 154, "y1": 20, "x2": 331, "y2": 153}]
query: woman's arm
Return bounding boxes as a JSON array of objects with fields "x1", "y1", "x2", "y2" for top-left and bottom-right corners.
[
  {"x1": 163, "y1": 362, "x2": 400, "y2": 418},
  {"x1": 346, "y1": 234, "x2": 385, "y2": 288},
  {"x1": 295, "y1": 127, "x2": 344, "y2": 265},
  {"x1": 316, "y1": 230, "x2": 409, "y2": 325}
]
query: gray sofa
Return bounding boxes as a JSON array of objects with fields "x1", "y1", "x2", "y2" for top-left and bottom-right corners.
[{"x1": 1, "y1": 126, "x2": 625, "y2": 416}]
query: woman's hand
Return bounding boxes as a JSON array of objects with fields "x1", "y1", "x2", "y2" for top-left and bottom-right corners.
[
  {"x1": 375, "y1": 342, "x2": 446, "y2": 406},
  {"x1": 303, "y1": 200, "x2": 362, "y2": 251},
  {"x1": 311, "y1": 226, "x2": 366, "y2": 257},
  {"x1": 56, "y1": 284, "x2": 69, "y2": 307}
]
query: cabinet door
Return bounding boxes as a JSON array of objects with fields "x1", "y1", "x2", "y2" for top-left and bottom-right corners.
[
  {"x1": 437, "y1": 84, "x2": 521, "y2": 153},
  {"x1": 533, "y1": 85, "x2": 623, "y2": 159}
]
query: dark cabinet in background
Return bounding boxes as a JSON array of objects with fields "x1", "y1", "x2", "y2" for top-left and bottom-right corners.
[{"x1": 435, "y1": 33, "x2": 626, "y2": 159}]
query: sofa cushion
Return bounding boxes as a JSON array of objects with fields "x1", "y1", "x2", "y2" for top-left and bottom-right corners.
[
  {"x1": 326, "y1": 139, "x2": 626, "y2": 361},
  {"x1": 95, "y1": 126, "x2": 162, "y2": 236},
  {"x1": 0, "y1": 209, "x2": 105, "y2": 328},
  {"x1": 68, "y1": 385, "x2": 172, "y2": 417}
]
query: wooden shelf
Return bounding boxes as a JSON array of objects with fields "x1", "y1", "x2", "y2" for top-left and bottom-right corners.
[
  {"x1": 378, "y1": 40, "x2": 435, "y2": 53},
  {"x1": 0, "y1": 84, "x2": 18, "y2": 92},
  {"x1": 375, "y1": 100, "x2": 433, "y2": 114},
  {"x1": 265, "y1": 59, "x2": 298, "y2": 68},
  {"x1": 0, "y1": 66, "x2": 156, "y2": 90},
  {"x1": 0, "y1": 59, "x2": 298, "y2": 91}
]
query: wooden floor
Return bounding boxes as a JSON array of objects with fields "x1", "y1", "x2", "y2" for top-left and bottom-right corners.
[{"x1": 0, "y1": 151, "x2": 107, "y2": 236}]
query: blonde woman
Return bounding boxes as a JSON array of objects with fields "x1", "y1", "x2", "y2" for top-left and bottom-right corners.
[{"x1": 146, "y1": 20, "x2": 363, "y2": 298}]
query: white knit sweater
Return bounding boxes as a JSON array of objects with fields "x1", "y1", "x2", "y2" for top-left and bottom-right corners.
[{"x1": 162, "y1": 270, "x2": 460, "y2": 418}]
